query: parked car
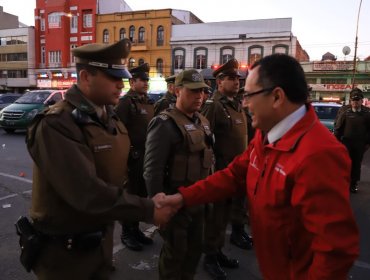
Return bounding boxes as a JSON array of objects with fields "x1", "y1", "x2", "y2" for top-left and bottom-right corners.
[
  {"x1": 0, "y1": 93, "x2": 21, "y2": 110},
  {"x1": 148, "y1": 91, "x2": 166, "y2": 102},
  {"x1": 0, "y1": 89, "x2": 65, "y2": 133},
  {"x1": 312, "y1": 102, "x2": 341, "y2": 132}
]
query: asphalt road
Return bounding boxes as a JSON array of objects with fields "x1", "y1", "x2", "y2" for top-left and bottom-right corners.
[{"x1": 0, "y1": 130, "x2": 369, "y2": 280}]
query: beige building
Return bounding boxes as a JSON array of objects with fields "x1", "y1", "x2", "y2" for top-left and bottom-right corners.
[{"x1": 96, "y1": 9, "x2": 202, "y2": 78}]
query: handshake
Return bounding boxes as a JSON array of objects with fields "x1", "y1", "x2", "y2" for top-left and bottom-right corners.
[{"x1": 151, "y1": 193, "x2": 184, "y2": 226}]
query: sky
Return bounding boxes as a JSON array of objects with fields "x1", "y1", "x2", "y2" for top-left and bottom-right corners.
[{"x1": 0, "y1": 0, "x2": 369, "y2": 61}]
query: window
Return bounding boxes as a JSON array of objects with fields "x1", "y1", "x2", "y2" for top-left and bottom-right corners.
[
  {"x1": 138, "y1": 58, "x2": 144, "y2": 66},
  {"x1": 49, "y1": 51, "x2": 62, "y2": 64},
  {"x1": 138, "y1": 27, "x2": 145, "y2": 43},
  {"x1": 103, "y1": 29, "x2": 109, "y2": 43},
  {"x1": 70, "y1": 15, "x2": 78, "y2": 33},
  {"x1": 173, "y1": 48, "x2": 185, "y2": 70},
  {"x1": 41, "y1": 46, "x2": 46, "y2": 64},
  {"x1": 40, "y1": 18, "x2": 45, "y2": 31},
  {"x1": 220, "y1": 47, "x2": 235, "y2": 64},
  {"x1": 272, "y1": 44, "x2": 289, "y2": 54},
  {"x1": 7, "y1": 70, "x2": 27, "y2": 78},
  {"x1": 156, "y1": 58, "x2": 163, "y2": 75},
  {"x1": 248, "y1": 45, "x2": 263, "y2": 66},
  {"x1": 48, "y1": 12, "x2": 61, "y2": 28},
  {"x1": 119, "y1": 28, "x2": 126, "y2": 40},
  {"x1": 194, "y1": 47, "x2": 208, "y2": 70},
  {"x1": 7, "y1": 53, "x2": 28, "y2": 61},
  {"x1": 0, "y1": 36, "x2": 27, "y2": 45},
  {"x1": 82, "y1": 10, "x2": 93, "y2": 28},
  {"x1": 49, "y1": 92, "x2": 63, "y2": 102},
  {"x1": 129, "y1": 26, "x2": 135, "y2": 42},
  {"x1": 157, "y1": 26, "x2": 164, "y2": 46},
  {"x1": 70, "y1": 44, "x2": 77, "y2": 63}
]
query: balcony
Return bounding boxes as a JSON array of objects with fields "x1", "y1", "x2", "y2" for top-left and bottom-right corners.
[{"x1": 130, "y1": 39, "x2": 147, "y2": 51}]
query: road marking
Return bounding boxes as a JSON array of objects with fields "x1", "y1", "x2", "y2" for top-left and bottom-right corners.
[
  {"x1": 355, "y1": 260, "x2": 370, "y2": 269},
  {"x1": 0, "y1": 172, "x2": 33, "y2": 184},
  {"x1": 0, "y1": 193, "x2": 18, "y2": 201}
]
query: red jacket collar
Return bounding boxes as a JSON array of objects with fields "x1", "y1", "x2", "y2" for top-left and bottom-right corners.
[{"x1": 253, "y1": 103, "x2": 319, "y2": 152}]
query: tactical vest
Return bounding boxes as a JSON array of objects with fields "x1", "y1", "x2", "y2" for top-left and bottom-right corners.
[
  {"x1": 214, "y1": 100, "x2": 247, "y2": 163},
  {"x1": 162, "y1": 109, "x2": 214, "y2": 190},
  {"x1": 125, "y1": 94, "x2": 154, "y2": 150},
  {"x1": 28, "y1": 101, "x2": 130, "y2": 233}
]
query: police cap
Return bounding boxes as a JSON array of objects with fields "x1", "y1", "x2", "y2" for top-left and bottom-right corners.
[
  {"x1": 72, "y1": 39, "x2": 132, "y2": 79},
  {"x1": 350, "y1": 88, "x2": 364, "y2": 100},
  {"x1": 130, "y1": 63, "x2": 150, "y2": 80},
  {"x1": 165, "y1": 74, "x2": 176, "y2": 84},
  {"x1": 175, "y1": 69, "x2": 210, "y2": 89},
  {"x1": 213, "y1": 59, "x2": 241, "y2": 78}
]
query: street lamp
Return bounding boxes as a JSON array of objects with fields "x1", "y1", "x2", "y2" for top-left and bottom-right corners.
[{"x1": 352, "y1": 0, "x2": 363, "y2": 87}]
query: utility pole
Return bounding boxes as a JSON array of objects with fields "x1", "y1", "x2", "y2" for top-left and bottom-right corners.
[{"x1": 352, "y1": 0, "x2": 363, "y2": 88}]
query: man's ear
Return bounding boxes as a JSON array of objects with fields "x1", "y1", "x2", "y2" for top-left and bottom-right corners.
[
  {"x1": 79, "y1": 69, "x2": 89, "y2": 83},
  {"x1": 175, "y1": 87, "x2": 181, "y2": 98},
  {"x1": 272, "y1": 87, "x2": 285, "y2": 108}
]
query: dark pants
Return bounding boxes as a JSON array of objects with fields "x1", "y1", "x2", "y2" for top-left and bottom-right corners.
[
  {"x1": 159, "y1": 206, "x2": 204, "y2": 280},
  {"x1": 342, "y1": 138, "x2": 366, "y2": 184},
  {"x1": 204, "y1": 200, "x2": 231, "y2": 255},
  {"x1": 33, "y1": 231, "x2": 112, "y2": 280}
]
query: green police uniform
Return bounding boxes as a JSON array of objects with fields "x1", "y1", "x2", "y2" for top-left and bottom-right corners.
[
  {"x1": 154, "y1": 75, "x2": 177, "y2": 116},
  {"x1": 115, "y1": 63, "x2": 155, "y2": 250},
  {"x1": 144, "y1": 70, "x2": 213, "y2": 280},
  {"x1": 334, "y1": 89, "x2": 370, "y2": 192}
]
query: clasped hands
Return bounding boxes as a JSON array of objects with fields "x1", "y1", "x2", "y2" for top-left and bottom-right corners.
[{"x1": 152, "y1": 192, "x2": 184, "y2": 226}]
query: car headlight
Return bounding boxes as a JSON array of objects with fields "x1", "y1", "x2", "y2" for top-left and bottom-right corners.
[{"x1": 25, "y1": 109, "x2": 39, "y2": 120}]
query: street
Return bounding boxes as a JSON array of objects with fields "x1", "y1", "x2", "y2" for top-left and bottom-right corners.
[{"x1": 0, "y1": 130, "x2": 370, "y2": 279}]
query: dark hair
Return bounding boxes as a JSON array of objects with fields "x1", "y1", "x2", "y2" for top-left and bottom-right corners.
[
  {"x1": 251, "y1": 54, "x2": 308, "y2": 104},
  {"x1": 76, "y1": 63, "x2": 98, "y2": 82}
]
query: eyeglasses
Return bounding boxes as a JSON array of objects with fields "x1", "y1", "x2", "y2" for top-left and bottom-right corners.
[{"x1": 243, "y1": 87, "x2": 276, "y2": 99}]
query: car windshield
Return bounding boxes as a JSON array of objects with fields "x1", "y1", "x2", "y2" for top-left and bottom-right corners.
[
  {"x1": 314, "y1": 105, "x2": 340, "y2": 119},
  {"x1": 15, "y1": 91, "x2": 51, "y2": 104},
  {"x1": 0, "y1": 95, "x2": 20, "y2": 104}
]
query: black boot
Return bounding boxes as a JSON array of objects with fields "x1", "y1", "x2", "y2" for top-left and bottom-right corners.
[
  {"x1": 121, "y1": 225, "x2": 143, "y2": 251},
  {"x1": 217, "y1": 250, "x2": 239, "y2": 268},
  {"x1": 230, "y1": 224, "x2": 253, "y2": 250},
  {"x1": 203, "y1": 254, "x2": 227, "y2": 280},
  {"x1": 133, "y1": 226, "x2": 153, "y2": 245}
]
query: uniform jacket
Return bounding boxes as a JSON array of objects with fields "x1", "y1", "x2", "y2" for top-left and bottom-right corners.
[
  {"x1": 154, "y1": 91, "x2": 176, "y2": 116},
  {"x1": 144, "y1": 108, "x2": 213, "y2": 196},
  {"x1": 334, "y1": 105, "x2": 370, "y2": 144},
  {"x1": 179, "y1": 104, "x2": 359, "y2": 279},
  {"x1": 201, "y1": 90, "x2": 247, "y2": 168},
  {"x1": 115, "y1": 89, "x2": 154, "y2": 151},
  {"x1": 27, "y1": 85, "x2": 154, "y2": 234}
]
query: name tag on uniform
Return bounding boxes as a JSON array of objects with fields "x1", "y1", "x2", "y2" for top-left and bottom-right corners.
[
  {"x1": 235, "y1": 119, "x2": 243, "y2": 124},
  {"x1": 140, "y1": 108, "x2": 148, "y2": 115},
  {"x1": 94, "y1": 144, "x2": 112, "y2": 152},
  {"x1": 184, "y1": 124, "x2": 196, "y2": 131}
]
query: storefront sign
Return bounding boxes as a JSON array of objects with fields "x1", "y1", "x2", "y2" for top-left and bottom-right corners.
[
  {"x1": 313, "y1": 61, "x2": 354, "y2": 71},
  {"x1": 37, "y1": 79, "x2": 76, "y2": 88},
  {"x1": 309, "y1": 84, "x2": 370, "y2": 92}
]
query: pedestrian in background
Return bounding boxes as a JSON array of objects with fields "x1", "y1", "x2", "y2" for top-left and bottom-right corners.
[
  {"x1": 162, "y1": 54, "x2": 359, "y2": 280},
  {"x1": 144, "y1": 69, "x2": 213, "y2": 280},
  {"x1": 154, "y1": 74, "x2": 177, "y2": 115},
  {"x1": 201, "y1": 59, "x2": 251, "y2": 280},
  {"x1": 334, "y1": 88, "x2": 370, "y2": 193},
  {"x1": 25, "y1": 39, "x2": 173, "y2": 279},
  {"x1": 115, "y1": 63, "x2": 155, "y2": 251}
]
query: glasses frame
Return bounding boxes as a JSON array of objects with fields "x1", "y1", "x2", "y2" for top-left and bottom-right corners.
[{"x1": 243, "y1": 86, "x2": 276, "y2": 99}]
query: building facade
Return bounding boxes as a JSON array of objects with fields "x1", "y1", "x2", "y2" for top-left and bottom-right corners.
[
  {"x1": 0, "y1": 27, "x2": 36, "y2": 92},
  {"x1": 96, "y1": 9, "x2": 202, "y2": 78},
  {"x1": 170, "y1": 18, "x2": 309, "y2": 76},
  {"x1": 34, "y1": 0, "x2": 132, "y2": 89},
  {"x1": 302, "y1": 60, "x2": 370, "y2": 104}
]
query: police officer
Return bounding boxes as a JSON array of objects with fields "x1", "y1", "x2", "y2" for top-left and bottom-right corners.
[
  {"x1": 334, "y1": 88, "x2": 370, "y2": 193},
  {"x1": 115, "y1": 63, "x2": 155, "y2": 251},
  {"x1": 154, "y1": 74, "x2": 177, "y2": 115},
  {"x1": 25, "y1": 39, "x2": 173, "y2": 279},
  {"x1": 144, "y1": 69, "x2": 213, "y2": 279},
  {"x1": 201, "y1": 59, "x2": 252, "y2": 279}
]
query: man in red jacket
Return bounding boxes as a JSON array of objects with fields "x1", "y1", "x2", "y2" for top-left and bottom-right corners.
[{"x1": 161, "y1": 54, "x2": 359, "y2": 280}]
